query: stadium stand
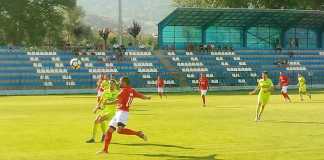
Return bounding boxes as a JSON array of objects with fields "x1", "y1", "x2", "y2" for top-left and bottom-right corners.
[
  {"x1": 1, "y1": 8, "x2": 324, "y2": 94},
  {"x1": 0, "y1": 49, "x2": 178, "y2": 90}
]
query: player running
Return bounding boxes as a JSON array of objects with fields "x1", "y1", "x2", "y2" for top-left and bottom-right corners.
[
  {"x1": 278, "y1": 71, "x2": 291, "y2": 103},
  {"x1": 156, "y1": 76, "x2": 166, "y2": 99},
  {"x1": 97, "y1": 77, "x2": 151, "y2": 154},
  {"x1": 297, "y1": 73, "x2": 311, "y2": 101},
  {"x1": 199, "y1": 73, "x2": 209, "y2": 107},
  {"x1": 249, "y1": 71, "x2": 274, "y2": 122},
  {"x1": 86, "y1": 80, "x2": 119, "y2": 143}
]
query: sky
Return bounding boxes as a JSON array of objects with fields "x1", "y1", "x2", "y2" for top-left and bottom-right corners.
[{"x1": 77, "y1": 0, "x2": 175, "y2": 33}]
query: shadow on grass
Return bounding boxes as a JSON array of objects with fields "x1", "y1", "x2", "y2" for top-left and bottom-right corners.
[
  {"x1": 266, "y1": 120, "x2": 324, "y2": 125},
  {"x1": 111, "y1": 142, "x2": 194, "y2": 149},
  {"x1": 292, "y1": 101, "x2": 324, "y2": 104},
  {"x1": 122, "y1": 153, "x2": 219, "y2": 160}
]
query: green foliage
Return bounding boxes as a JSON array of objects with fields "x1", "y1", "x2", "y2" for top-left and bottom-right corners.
[
  {"x1": 128, "y1": 21, "x2": 142, "y2": 39},
  {"x1": 98, "y1": 28, "x2": 112, "y2": 50},
  {"x1": 0, "y1": 0, "x2": 95, "y2": 47}
]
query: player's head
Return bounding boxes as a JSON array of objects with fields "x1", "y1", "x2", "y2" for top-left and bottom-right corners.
[
  {"x1": 119, "y1": 77, "x2": 130, "y2": 88},
  {"x1": 110, "y1": 79, "x2": 117, "y2": 90},
  {"x1": 262, "y1": 71, "x2": 269, "y2": 79},
  {"x1": 298, "y1": 73, "x2": 302, "y2": 77},
  {"x1": 102, "y1": 74, "x2": 108, "y2": 80},
  {"x1": 200, "y1": 73, "x2": 205, "y2": 78}
]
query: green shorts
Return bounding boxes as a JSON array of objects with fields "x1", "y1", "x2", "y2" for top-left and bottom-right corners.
[
  {"x1": 258, "y1": 92, "x2": 271, "y2": 105},
  {"x1": 97, "y1": 105, "x2": 116, "y2": 120}
]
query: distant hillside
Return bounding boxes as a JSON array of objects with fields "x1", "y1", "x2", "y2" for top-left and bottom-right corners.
[{"x1": 77, "y1": 0, "x2": 174, "y2": 34}]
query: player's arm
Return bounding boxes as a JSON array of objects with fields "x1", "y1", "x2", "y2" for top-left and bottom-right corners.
[
  {"x1": 249, "y1": 84, "x2": 260, "y2": 95},
  {"x1": 269, "y1": 83, "x2": 274, "y2": 93},
  {"x1": 93, "y1": 97, "x2": 104, "y2": 113},
  {"x1": 133, "y1": 90, "x2": 151, "y2": 100}
]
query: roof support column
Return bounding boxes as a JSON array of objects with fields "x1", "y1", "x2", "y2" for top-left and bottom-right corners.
[
  {"x1": 316, "y1": 29, "x2": 323, "y2": 49},
  {"x1": 158, "y1": 24, "x2": 163, "y2": 49},
  {"x1": 242, "y1": 27, "x2": 247, "y2": 48},
  {"x1": 202, "y1": 27, "x2": 207, "y2": 44},
  {"x1": 280, "y1": 28, "x2": 286, "y2": 49}
]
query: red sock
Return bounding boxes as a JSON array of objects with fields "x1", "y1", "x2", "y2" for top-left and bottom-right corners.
[
  {"x1": 103, "y1": 132, "x2": 113, "y2": 152},
  {"x1": 118, "y1": 128, "x2": 139, "y2": 135},
  {"x1": 284, "y1": 93, "x2": 291, "y2": 100}
]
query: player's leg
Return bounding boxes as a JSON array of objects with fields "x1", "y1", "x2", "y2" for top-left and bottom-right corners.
[
  {"x1": 307, "y1": 92, "x2": 312, "y2": 100},
  {"x1": 158, "y1": 88, "x2": 164, "y2": 99},
  {"x1": 258, "y1": 94, "x2": 270, "y2": 120},
  {"x1": 306, "y1": 88, "x2": 311, "y2": 100},
  {"x1": 258, "y1": 104, "x2": 266, "y2": 120},
  {"x1": 115, "y1": 111, "x2": 147, "y2": 140},
  {"x1": 116, "y1": 124, "x2": 147, "y2": 141},
  {"x1": 86, "y1": 115, "x2": 102, "y2": 143},
  {"x1": 255, "y1": 101, "x2": 262, "y2": 121},
  {"x1": 98, "y1": 115, "x2": 118, "y2": 154},
  {"x1": 201, "y1": 90, "x2": 207, "y2": 106},
  {"x1": 97, "y1": 126, "x2": 116, "y2": 154},
  {"x1": 282, "y1": 86, "x2": 291, "y2": 102},
  {"x1": 98, "y1": 117, "x2": 108, "y2": 142},
  {"x1": 280, "y1": 87, "x2": 286, "y2": 100},
  {"x1": 299, "y1": 89, "x2": 304, "y2": 101},
  {"x1": 161, "y1": 88, "x2": 167, "y2": 99},
  {"x1": 98, "y1": 108, "x2": 116, "y2": 142}
]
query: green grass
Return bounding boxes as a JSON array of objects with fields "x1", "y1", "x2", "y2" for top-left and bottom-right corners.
[{"x1": 1, "y1": 91, "x2": 324, "y2": 160}]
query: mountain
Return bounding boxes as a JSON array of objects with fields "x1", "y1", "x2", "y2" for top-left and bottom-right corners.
[{"x1": 77, "y1": 0, "x2": 175, "y2": 34}]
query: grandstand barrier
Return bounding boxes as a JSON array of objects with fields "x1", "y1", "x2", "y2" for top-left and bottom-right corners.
[{"x1": 1, "y1": 85, "x2": 324, "y2": 96}]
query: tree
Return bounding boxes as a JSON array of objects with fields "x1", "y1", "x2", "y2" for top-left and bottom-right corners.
[
  {"x1": 0, "y1": 0, "x2": 78, "y2": 46},
  {"x1": 73, "y1": 24, "x2": 91, "y2": 43},
  {"x1": 64, "y1": 6, "x2": 85, "y2": 46},
  {"x1": 127, "y1": 21, "x2": 142, "y2": 46},
  {"x1": 98, "y1": 28, "x2": 111, "y2": 50}
]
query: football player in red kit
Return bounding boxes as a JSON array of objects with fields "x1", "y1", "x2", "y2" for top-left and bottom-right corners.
[
  {"x1": 156, "y1": 76, "x2": 166, "y2": 99},
  {"x1": 199, "y1": 73, "x2": 209, "y2": 107},
  {"x1": 97, "y1": 77, "x2": 151, "y2": 154},
  {"x1": 278, "y1": 72, "x2": 291, "y2": 103}
]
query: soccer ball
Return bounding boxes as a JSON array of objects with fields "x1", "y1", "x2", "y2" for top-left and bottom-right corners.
[{"x1": 70, "y1": 58, "x2": 81, "y2": 69}]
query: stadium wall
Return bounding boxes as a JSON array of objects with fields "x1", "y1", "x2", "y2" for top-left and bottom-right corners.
[{"x1": 1, "y1": 85, "x2": 323, "y2": 96}]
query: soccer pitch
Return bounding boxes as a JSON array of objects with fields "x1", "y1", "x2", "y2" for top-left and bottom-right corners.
[{"x1": 1, "y1": 91, "x2": 324, "y2": 160}]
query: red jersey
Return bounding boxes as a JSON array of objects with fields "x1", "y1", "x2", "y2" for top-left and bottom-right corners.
[
  {"x1": 117, "y1": 86, "x2": 145, "y2": 112},
  {"x1": 279, "y1": 75, "x2": 289, "y2": 87},
  {"x1": 199, "y1": 77, "x2": 209, "y2": 90},
  {"x1": 156, "y1": 79, "x2": 164, "y2": 88}
]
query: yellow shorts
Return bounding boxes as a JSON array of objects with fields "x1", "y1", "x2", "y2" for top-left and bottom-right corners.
[
  {"x1": 299, "y1": 86, "x2": 307, "y2": 93},
  {"x1": 258, "y1": 92, "x2": 271, "y2": 105}
]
